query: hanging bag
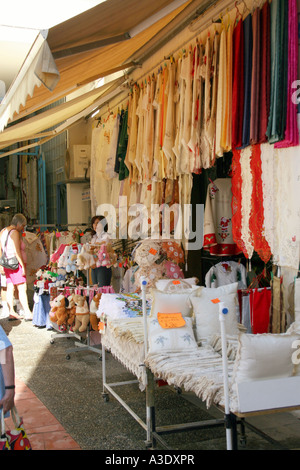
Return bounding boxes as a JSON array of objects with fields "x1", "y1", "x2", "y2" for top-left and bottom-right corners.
[
  {"x1": 0, "y1": 230, "x2": 19, "y2": 271},
  {"x1": 0, "y1": 407, "x2": 32, "y2": 451},
  {"x1": 0, "y1": 410, "x2": 10, "y2": 450}
]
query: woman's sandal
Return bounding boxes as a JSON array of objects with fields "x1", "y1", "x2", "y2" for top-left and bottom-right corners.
[{"x1": 8, "y1": 315, "x2": 22, "y2": 321}]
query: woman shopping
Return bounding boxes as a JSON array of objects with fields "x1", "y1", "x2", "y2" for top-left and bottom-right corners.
[
  {"x1": 0, "y1": 214, "x2": 33, "y2": 321},
  {"x1": 90, "y1": 216, "x2": 112, "y2": 287}
]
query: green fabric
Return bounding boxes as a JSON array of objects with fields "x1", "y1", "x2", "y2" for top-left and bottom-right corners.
[
  {"x1": 117, "y1": 108, "x2": 129, "y2": 180},
  {"x1": 266, "y1": 0, "x2": 289, "y2": 143}
]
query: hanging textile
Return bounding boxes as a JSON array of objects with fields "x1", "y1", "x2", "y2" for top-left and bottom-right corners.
[
  {"x1": 135, "y1": 86, "x2": 145, "y2": 180},
  {"x1": 163, "y1": 61, "x2": 176, "y2": 179},
  {"x1": 215, "y1": 27, "x2": 227, "y2": 157},
  {"x1": 205, "y1": 260, "x2": 247, "y2": 289},
  {"x1": 200, "y1": 34, "x2": 214, "y2": 168},
  {"x1": 153, "y1": 70, "x2": 164, "y2": 180},
  {"x1": 125, "y1": 85, "x2": 139, "y2": 182},
  {"x1": 203, "y1": 178, "x2": 241, "y2": 256},
  {"x1": 188, "y1": 44, "x2": 200, "y2": 173},
  {"x1": 105, "y1": 113, "x2": 119, "y2": 180},
  {"x1": 249, "y1": 287, "x2": 272, "y2": 334},
  {"x1": 143, "y1": 77, "x2": 155, "y2": 180},
  {"x1": 250, "y1": 7, "x2": 261, "y2": 145},
  {"x1": 249, "y1": 144, "x2": 271, "y2": 263},
  {"x1": 266, "y1": 0, "x2": 289, "y2": 143},
  {"x1": 273, "y1": 145, "x2": 300, "y2": 270},
  {"x1": 270, "y1": 275, "x2": 285, "y2": 333},
  {"x1": 221, "y1": 22, "x2": 233, "y2": 153},
  {"x1": 241, "y1": 13, "x2": 253, "y2": 148},
  {"x1": 231, "y1": 148, "x2": 245, "y2": 254},
  {"x1": 205, "y1": 32, "x2": 220, "y2": 167},
  {"x1": 191, "y1": 42, "x2": 204, "y2": 174},
  {"x1": 260, "y1": 142, "x2": 275, "y2": 254},
  {"x1": 238, "y1": 289, "x2": 252, "y2": 333},
  {"x1": 117, "y1": 107, "x2": 129, "y2": 181},
  {"x1": 179, "y1": 50, "x2": 193, "y2": 174},
  {"x1": 275, "y1": 0, "x2": 299, "y2": 148},
  {"x1": 240, "y1": 146, "x2": 254, "y2": 259},
  {"x1": 258, "y1": 1, "x2": 271, "y2": 143},
  {"x1": 231, "y1": 18, "x2": 244, "y2": 149}
]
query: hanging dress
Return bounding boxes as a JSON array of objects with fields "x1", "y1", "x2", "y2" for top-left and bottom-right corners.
[{"x1": 203, "y1": 178, "x2": 242, "y2": 256}]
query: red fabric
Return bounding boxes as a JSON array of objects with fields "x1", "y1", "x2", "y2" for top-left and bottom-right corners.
[
  {"x1": 232, "y1": 20, "x2": 244, "y2": 149},
  {"x1": 249, "y1": 288, "x2": 271, "y2": 334},
  {"x1": 203, "y1": 235, "x2": 242, "y2": 256},
  {"x1": 231, "y1": 149, "x2": 248, "y2": 256},
  {"x1": 249, "y1": 144, "x2": 272, "y2": 263}
]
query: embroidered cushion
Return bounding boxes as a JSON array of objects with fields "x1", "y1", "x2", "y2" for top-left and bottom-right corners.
[
  {"x1": 147, "y1": 317, "x2": 198, "y2": 353},
  {"x1": 150, "y1": 288, "x2": 198, "y2": 319},
  {"x1": 190, "y1": 282, "x2": 239, "y2": 341}
]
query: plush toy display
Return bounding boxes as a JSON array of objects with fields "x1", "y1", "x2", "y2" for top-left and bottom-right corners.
[
  {"x1": 76, "y1": 244, "x2": 97, "y2": 270},
  {"x1": 66, "y1": 294, "x2": 76, "y2": 327},
  {"x1": 97, "y1": 242, "x2": 117, "y2": 268},
  {"x1": 73, "y1": 294, "x2": 90, "y2": 332},
  {"x1": 49, "y1": 294, "x2": 69, "y2": 330},
  {"x1": 89, "y1": 292, "x2": 102, "y2": 331}
]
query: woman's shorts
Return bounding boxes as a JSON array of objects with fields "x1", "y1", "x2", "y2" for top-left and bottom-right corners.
[{"x1": 4, "y1": 265, "x2": 26, "y2": 285}]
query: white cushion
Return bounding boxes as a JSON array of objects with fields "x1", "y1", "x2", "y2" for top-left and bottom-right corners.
[
  {"x1": 232, "y1": 333, "x2": 300, "y2": 384},
  {"x1": 147, "y1": 317, "x2": 198, "y2": 353},
  {"x1": 155, "y1": 277, "x2": 198, "y2": 292},
  {"x1": 190, "y1": 282, "x2": 239, "y2": 341},
  {"x1": 150, "y1": 288, "x2": 198, "y2": 319}
]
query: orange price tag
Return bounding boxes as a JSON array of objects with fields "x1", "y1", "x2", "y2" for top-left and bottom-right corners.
[
  {"x1": 157, "y1": 312, "x2": 186, "y2": 329},
  {"x1": 98, "y1": 322, "x2": 105, "y2": 332},
  {"x1": 149, "y1": 248, "x2": 157, "y2": 255},
  {"x1": 172, "y1": 280, "x2": 181, "y2": 285},
  {"x1": 211, "y1": 298, "x2": 221, "y2": 304}
]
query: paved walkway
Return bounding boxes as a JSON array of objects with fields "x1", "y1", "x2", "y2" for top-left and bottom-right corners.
[
  {"x1": 5, "y1": 378, "x2": 81, "y2": 450},
  {"x1": 1, "y1": 309, "x2": 300, "y2": 451}
]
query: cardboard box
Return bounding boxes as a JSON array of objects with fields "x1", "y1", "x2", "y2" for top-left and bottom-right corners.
[{"x1": 66, "y1": 145, "x2": 91, "y2": 179}]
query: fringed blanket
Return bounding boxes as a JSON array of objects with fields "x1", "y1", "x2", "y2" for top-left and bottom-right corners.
[
  {"x1": 101, "y1": 317, "x2": 147, "y2": 389},
  {"x1": 101, "y1": 316, "x2": 240, "y2": 410},
  {"x1": 145, "y1": 347, "x2": 237, "y2": 410}
]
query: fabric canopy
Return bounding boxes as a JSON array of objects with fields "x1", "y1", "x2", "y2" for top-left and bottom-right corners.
[
  {"x1": 5, "y1": 0, "x2": 192, "y2": 125},
  {"x1": 0, "y1": 0, "x2": 217, "y2": 151},
  {"x1": 0, "y1": 77, "x2": 126, "y2": 150}
]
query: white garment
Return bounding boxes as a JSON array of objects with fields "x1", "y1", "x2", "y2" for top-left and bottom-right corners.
[{"x1": 205, "y1": 261, "x2": 247, "y2": 289}]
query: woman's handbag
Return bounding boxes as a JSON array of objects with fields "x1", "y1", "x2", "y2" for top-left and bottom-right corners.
[
  {"x1": 0, "y1": 407, "x2": 32, "y2": 451},
  {"x1": 0, "y1": 230, "x2": 19, "y2": 271}
]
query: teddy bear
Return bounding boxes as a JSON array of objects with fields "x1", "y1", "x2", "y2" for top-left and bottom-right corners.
[
  {"x1": 89, "y1": 292, "x2": 102, "y2": 331},
  {"x1": 65, "y1": 246, "x2": 78, "y2": 273},
  {"x1": 97, "y1": 242, "x2": 117, "y2": 268},
  {"x1": 73, "y1": 294, "x2": 90, "y2": 332},
  {"x1": 49, "y1": 294, "x2": 69, "y2": 330},
  {"x1": 76, "y1": 244, "x2": 96, "y2": 270},
  {"x1": 66, "y1": 293, "x2": 76, "y2": 328}
]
